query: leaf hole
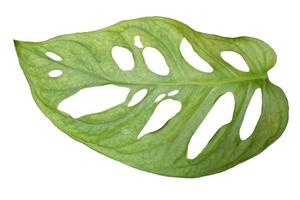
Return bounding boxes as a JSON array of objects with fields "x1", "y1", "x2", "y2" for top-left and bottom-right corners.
[
  {"x1": 48, "y1": 69, "x2": 63, "y2": 78},
  {"x1": 180, "y1": 38, "x2": 213, "y2": 73},
  {"x1": 168, "y1": 90, "x2": 179, "y2": 96},
  {"x1": 58, "y1": 84, "x2": 130, "y2": 118},
  {"x1": 239, "y1": 88, "x2": 262, "y2": 140},
  {"x1": 128, "y1": 89, "x2": 148, "y2": 107},
  {"x1": 134, "y1": 35, "x2": 144, "y2": 48},
  {"x1": 187, "y1": 92, "x2": 235, "y2": 159},
  {"x1": 112, "y1": 46, "x2": 135, "y2": 71},
  {"x1": 155, "y1": 93, "x2": 166, "y2": 102},
  {"x1": 143, "y1": 47, "x2": 169, "y2": 76},
  {"x1": 221, "y1": 51, "x2": 249, "y2": 72},
  {"x1": 138, "y1": 99, "x2": 182, "y2": 139},
  {"x1": 46, "y1": 51, "x2": 62, "y2": 61}
]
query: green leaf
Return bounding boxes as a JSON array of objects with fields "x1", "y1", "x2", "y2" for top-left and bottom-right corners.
[{"x1": 15, "y1": 17, "x2": 288, "y2": 178}]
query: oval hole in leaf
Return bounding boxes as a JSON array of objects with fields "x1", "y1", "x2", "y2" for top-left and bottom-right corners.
[
  {"x1": 221, "y1": 51, "x2": 249, "y2": 72},
  {"x1": 138, "y1": 99, "x2": 182, "y2": 139},
  {"x1": 128, "y1": 89, "x2": 148, "y2": 107},
  {"x1": 187, "y1": 92, "x2": 235, "y2": 159},
  {"x1": 46, "y1": 51, "x2": 62, "y2": 61},
  {"x1": 168, "y1": 90, "x2": 179, "y2": 96},
  {"x1": 180, "y1": 38, "x2": 213, "y2": 73},
  {"x1": 143, "y1": 47, "x2": 169, "y2": 76},
  {"x1": 155, "y1": 93, "x2": 166, "y2": 102},
  {"x1": 134, "y1": 35, "x2": 144, "y2": 48},
  {"x1": 58, "y1": 84, "x2": 130, "y2": 118},
  {"x1": 240, "y1": 88, "x2": 262, "y2": 140},
  {"x1": 48, "y1": 69, "x2": 63, "y2": 78},
  {"x1": 112, "y1": 46, "x2": 135, "y2": 71}
]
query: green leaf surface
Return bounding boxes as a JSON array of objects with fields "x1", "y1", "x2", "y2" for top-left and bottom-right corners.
[{"x1": 15, "y1": 17, "x2": 288, "y2": 178}]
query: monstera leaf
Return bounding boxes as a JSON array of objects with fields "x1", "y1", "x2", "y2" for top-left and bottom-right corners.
[{"x1": 15, "y1": 17, "x2": 288, "y2": 178}]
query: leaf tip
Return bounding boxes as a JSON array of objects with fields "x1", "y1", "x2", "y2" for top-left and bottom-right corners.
[
  {"x1": 13, "y1": 39, "x2": 20, "y2": 49},
  {"x1": 13, "y1": 39, "x2": 24, "y2": 55},
  {"x1": 13, "y1": 40, "x2": 33, "y2": 60},
  {"x1": 13, "y1": 39, "x2": 32, "y2": 50}
]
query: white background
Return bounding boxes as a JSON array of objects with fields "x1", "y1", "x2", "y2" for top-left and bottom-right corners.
[{"x1": 1, "y1": 0, "x2": 299, "y2": 199}]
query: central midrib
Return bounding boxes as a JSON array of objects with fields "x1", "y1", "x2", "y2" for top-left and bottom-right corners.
[{"x1": 111, "y1": 74, "x2": 268, "y2": 87}]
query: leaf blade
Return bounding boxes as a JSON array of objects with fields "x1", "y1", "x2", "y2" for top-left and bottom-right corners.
[{"x1": 15, "y1": 17, "x2": 288, "y2": 178}]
